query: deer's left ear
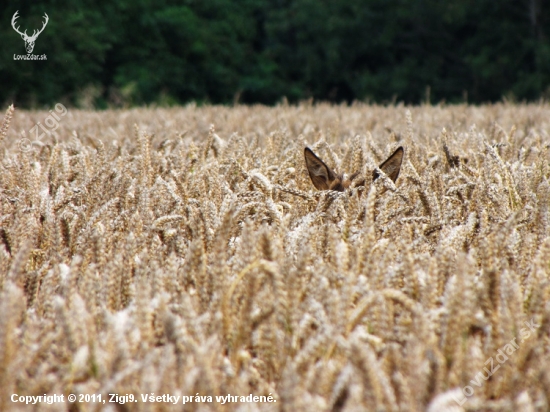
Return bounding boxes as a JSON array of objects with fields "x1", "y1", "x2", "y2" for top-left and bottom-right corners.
[{"x1": 304, "y1": 147, "x2": 337, "y2": 190}]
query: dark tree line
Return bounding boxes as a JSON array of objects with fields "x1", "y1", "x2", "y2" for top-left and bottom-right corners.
[{"x1": 1, "y1": 0, "x2": 549, "y2": 108}]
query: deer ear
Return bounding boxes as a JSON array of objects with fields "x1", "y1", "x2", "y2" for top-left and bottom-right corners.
[
  {"x1": 373, "y1": 146, "x2": 404, "y2": 183},
  {"x1": 304, "y1": 148, "x2": 337, "y2": 190}
]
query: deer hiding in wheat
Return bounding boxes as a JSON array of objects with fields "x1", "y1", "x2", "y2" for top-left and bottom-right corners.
[{"x1": 304, "y1": 146, "x2": 404, "y2": 191}]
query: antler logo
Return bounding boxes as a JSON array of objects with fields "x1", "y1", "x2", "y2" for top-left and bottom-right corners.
[{"x1": 12, "y1": 11, "x2": 49, "y2": 54}]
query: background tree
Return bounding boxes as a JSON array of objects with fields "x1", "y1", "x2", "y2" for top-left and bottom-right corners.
[{"x1": 1, "y1": 0, "x2": 548, "y2": 107}]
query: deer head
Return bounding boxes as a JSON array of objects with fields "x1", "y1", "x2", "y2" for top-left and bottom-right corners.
[
  {"x1": 304, "y1": 146, "x2": 404, "y2": 191},
  {"x1": 12, "y1": 11, "x2": 49, "y2": 54}
]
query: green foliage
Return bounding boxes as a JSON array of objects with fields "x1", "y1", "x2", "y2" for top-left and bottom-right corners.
[{"x1": 1, "y1": 0, "x2": 549, "y2": 107}]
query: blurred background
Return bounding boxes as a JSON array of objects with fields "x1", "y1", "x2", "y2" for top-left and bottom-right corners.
[{"x1": 1, "y1": 0, "x2": 549, "y2": 109}]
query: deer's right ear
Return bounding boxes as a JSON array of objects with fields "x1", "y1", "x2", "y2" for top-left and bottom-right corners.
[
  {"x1": 373, "y1": 146, "x2": 404, "y2": 183},
  {"x1": 304, "y1": 147, "x2": 337, "y2": 190}
]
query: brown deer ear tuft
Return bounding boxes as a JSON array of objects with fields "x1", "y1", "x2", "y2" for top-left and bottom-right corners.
[
  {"x1": 304, "y1": 147, "x2": 337, "y2": 190},
  {"x1": 373, "y1": 146, "x2": 404, "y2": 183}
]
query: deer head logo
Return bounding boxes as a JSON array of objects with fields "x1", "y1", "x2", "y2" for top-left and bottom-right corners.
[{"x1": 12, "y1": 11, "x2": 49, "y2": 54}]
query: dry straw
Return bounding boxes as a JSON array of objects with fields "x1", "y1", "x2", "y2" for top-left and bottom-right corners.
[{"x1": 0, "y1": 103, "x2": 549, "y2": 411}]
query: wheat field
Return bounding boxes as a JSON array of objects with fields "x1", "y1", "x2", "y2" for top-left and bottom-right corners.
[{"x1": 0, "y1": 102, "x2": 549, "y2": 412}]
